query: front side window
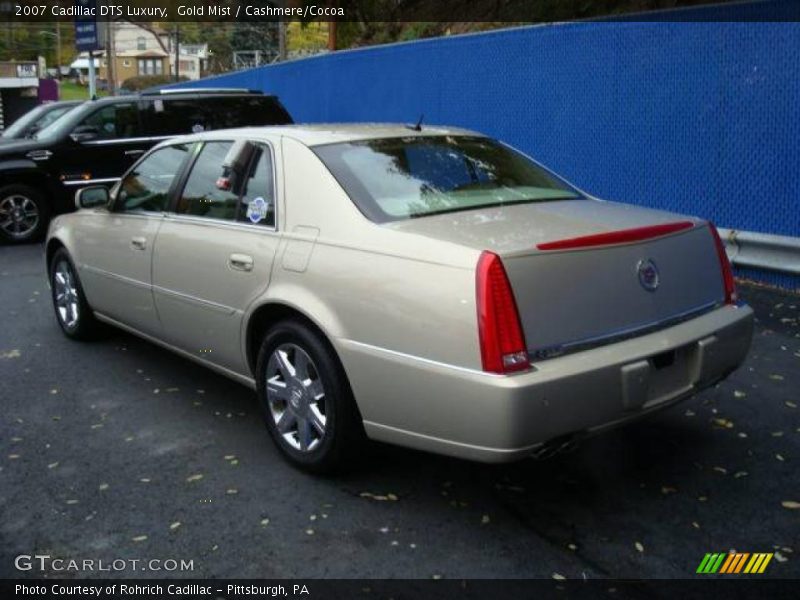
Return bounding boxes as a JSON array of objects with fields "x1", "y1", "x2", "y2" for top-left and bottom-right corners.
[
  {"x1": 176, "y1": 141, "x2": 275, "y2": 227},
  {"x1": 75, "y1": 103, "x2": 140, "y2": 140},
  {"x1": 313, "y1": 136, "x2": 582, "y2": 223},
  {"x1": 137, "y1": 36, "x2": 146, "y2": 50},
  {"x1": 116, "y1": 144, "x2": 190, "y2": 213}
]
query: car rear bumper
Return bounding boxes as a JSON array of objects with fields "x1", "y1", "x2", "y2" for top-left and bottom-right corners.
[{"x1": 337, "y1": 303, "x2": 754, "y2": 463}]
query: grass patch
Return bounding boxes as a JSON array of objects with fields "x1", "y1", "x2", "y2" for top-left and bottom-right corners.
[{"x1": 58, "y1": 80, "x2": 108, "y2": 101}]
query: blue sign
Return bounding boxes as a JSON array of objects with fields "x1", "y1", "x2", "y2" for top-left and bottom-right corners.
[{"x1": 74, "y1": 0, "x2": 101, "y2": 52}]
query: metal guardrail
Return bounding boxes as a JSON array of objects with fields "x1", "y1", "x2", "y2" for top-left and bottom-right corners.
[{"x1": 718, "y1": 228, "x2": 800, "y2": 275}]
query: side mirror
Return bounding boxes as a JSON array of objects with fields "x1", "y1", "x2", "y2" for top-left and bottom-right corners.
[
  {"x1": 75, "y1": 186, "x2": 109, "y2": 210},
  {"x1": 70, "y1": 125, "x2": 99, "y2": 143}
]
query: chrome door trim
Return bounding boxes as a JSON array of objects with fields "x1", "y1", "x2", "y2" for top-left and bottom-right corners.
[
  {"x1": 80, "y1": 264, "x2": 150, "y2": 290},
  {"x1": 151, "y1": 283, "x2": 239, "y2": 315}
]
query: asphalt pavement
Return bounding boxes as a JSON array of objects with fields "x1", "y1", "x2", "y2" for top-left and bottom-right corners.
[{"x1": 1, "y1": 243, "x2": 798, "y2": 581}]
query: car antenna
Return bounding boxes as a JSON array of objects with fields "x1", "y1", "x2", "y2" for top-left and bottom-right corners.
[{"x1": 407, "y1": 114, "x2": 424, "y2": 131}]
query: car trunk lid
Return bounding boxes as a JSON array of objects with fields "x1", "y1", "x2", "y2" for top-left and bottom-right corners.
[{"x1": 389, "y1": 199, "x2": 725, "y2": 361}]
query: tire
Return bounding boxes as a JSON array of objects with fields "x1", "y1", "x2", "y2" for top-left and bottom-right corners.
[
  {"x1": 256, "y1": 319, "x2": 364, "y2": 474},
  {"x1": 49, "y1": 248, "x2": 101, "y2": 340},
  {"x1": 0, "y1": 184, "x2": 50, "y2": 244}
]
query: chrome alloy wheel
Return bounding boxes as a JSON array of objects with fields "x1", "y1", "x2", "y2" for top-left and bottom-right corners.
[
  {"x1": 0, "y1": 194, "x2": 39, "y2": 239},
  {"x1": 266, "y1": 343, "x2": 327, "y2": 452},
  {"x1": 53, "y1": 259, "x2": 80, "y2": 330}
]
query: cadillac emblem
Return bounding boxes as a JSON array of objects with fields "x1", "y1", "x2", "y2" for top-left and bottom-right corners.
[{"x1": 637, "y1": 259, "x2": 660, "y2": 291}]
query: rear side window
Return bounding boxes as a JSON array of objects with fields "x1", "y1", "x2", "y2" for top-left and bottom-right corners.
[
  {"x1": 117, "y1": 144, "x2": 190, "y2": 212},
  {"x1": 203, "y1": 97, "x2": 293, "y2": 128},
  {"x1": 142, "y1": 95, "x2": 292, "y2": 137},
  {"x1": 176, "y1": 140, "x2": 276, "y2": 227},
  {"x1": 238, "y1": 145, "x2": 275, "y2": 227},
  {"x1": 142, "y1": 99, "x2": 206, "y2": 137}
]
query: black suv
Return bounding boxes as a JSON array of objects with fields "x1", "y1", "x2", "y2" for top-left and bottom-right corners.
[{"x1": 0, "y1": 89, "x2": 293, "y2": 243}]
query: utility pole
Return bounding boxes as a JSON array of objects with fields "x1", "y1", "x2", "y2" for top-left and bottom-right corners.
[
  {"x1": 328, "y1": 21, "x2": 337, "y2": 51},
  {"x1": 174, "y1": 24, "x2": 180, "y2": 81},
  {"x1": 87, "y1": 51, "x2": 97, "y2": 99},
  {"x1": 278, "y1": 21, "x2": 286, "y2": 61},
  {"x1": 55, "y1": 22, "x2": 61, "y2": 75},
  {"x1": 106, "y1": 20, "x2": 116, "y2": 94}
]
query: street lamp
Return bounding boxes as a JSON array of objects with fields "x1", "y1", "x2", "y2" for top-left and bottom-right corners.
[{"x1": 38, "y1": 25, "x2": 62, "y2": 74}]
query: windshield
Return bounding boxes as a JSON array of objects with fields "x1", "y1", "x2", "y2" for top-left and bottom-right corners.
[
  {"x1": 2, "y1": 103, "x2": 77, "y2": 138},
  {"x1": 34, "y1": 102, "x2": 94, "y2": 141},
  {"x1": 313, "y1": 136, "x2": 582, "y2": 223},
  {"x1": 2, "y1": 105, "x2": 48, "y2": 138},
  {"x1": 32, "y1": 104, "x2": 77, "y2": 132}
]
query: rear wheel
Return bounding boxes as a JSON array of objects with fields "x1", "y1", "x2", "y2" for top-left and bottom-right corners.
[
  {"x1": 0, "y1": 184, "x2": 50, "y2": 243},
  {"x1": 49, "y1": 248, "x2": 100, "y2": 340},
  {"x1": 256, "y1": 320, "x2": 364, "y2": 474}
]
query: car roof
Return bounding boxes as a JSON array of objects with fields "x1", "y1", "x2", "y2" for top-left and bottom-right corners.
[
  {"x1": 87, "y1": 91, "x2": 275, "y2": 107},
  {"x1": 175, "y1": 123, "x2": 484, "y2": 146}
]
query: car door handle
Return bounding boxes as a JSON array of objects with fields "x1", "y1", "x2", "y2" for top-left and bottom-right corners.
[
  {"x1": 124, "y1": 149, "x2": 145, "y2": 156},
  {"x1": 229, "y1": 253, "x2": 254, "y2": 272},
  {"x1": 131, "y1": 236, "x2": 147, "y2": 251}
]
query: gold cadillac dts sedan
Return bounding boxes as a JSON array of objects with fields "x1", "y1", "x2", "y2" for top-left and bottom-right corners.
[{"x1": 46, "y1": 124, "x2": 754, "y2": 472}]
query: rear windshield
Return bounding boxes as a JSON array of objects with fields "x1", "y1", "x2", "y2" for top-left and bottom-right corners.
[{"x1": 313, "y1": 135, "x2": 581, "y2": 223}]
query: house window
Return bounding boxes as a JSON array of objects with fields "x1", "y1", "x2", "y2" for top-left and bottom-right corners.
[
  {"x1": 137, "y1": 37, "x2": 146, "y2": 50},
  {"x1": 122, "y1": 60, "x2": 131, "y2": 68},
  {"x1": 137, "y1": 58, "x2": 163, "y2": 76}
]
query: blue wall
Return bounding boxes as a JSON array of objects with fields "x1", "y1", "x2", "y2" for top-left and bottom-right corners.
[{"x1": 174, "y1": 3, "x2": 800, "y2": 288}]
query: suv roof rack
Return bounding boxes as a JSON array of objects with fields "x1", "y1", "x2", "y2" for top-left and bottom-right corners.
[{"x1": 140, "y1": 88, "x2": 264, "y2": 96}]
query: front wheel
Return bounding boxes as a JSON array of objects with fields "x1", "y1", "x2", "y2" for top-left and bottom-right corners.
[
  {"x1": 0, "y1": 184, "x2": 50, "y2": 243},
  {"x1": 256, "y1": 320, "x2": 364, "y2": 474},
  {"x1": 49, "y1": 248, "x2": 100, "y2": 340}
]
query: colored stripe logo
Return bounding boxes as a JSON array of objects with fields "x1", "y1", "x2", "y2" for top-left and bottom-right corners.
[{"x1": 697, "y1": 552, "x2": 773, "y2": 574}]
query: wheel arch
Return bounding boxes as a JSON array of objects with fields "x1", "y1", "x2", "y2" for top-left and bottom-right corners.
[
  {"x1": 244, "y1": 300, "x2": 341, "y2": 377},
  {"x1": 0, "y1": 165, "x2": 58, "y2": 198},
  {"x1": 45, "y1": 236, "x2": 66, "y2": 272}
]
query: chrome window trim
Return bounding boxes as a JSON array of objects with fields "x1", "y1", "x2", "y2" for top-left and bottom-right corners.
[
  {"x1": 63, "y1": 177, "x2": 121, "y2": 187},
  {"x1": 173, "y1": 138, "x2": 279, "y2": 232},
  {"x1": 164, "y1": 213, "x2": 278, "y2": 234},
  {"x1": 82, "y1": 135, "x2": 172, "y2": 146}
]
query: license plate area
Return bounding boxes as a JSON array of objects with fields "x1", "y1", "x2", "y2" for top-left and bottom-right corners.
[{"x1": 621, "y1": 344, "x2": 694, "y2": 411}]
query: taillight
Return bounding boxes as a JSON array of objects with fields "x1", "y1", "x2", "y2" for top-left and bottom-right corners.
[
  {"x1": 709, "y1": 223, "x2": 737, "y2": 304},
  {"x1": 476, "y1": 251, "x2": 529, "y2": 373}
]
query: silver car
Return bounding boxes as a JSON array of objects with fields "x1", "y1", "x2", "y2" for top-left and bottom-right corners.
[{"x1": 45, "y1": 125, "x2": 754, "y2": 472}]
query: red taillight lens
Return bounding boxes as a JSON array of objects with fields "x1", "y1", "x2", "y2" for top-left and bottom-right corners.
[
  {"x1": 476, "y1": 251, "x2": 529, "y2": 374},
  {"x1": 709, "y1": 223, "x2": 737, "y2": 305}
]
